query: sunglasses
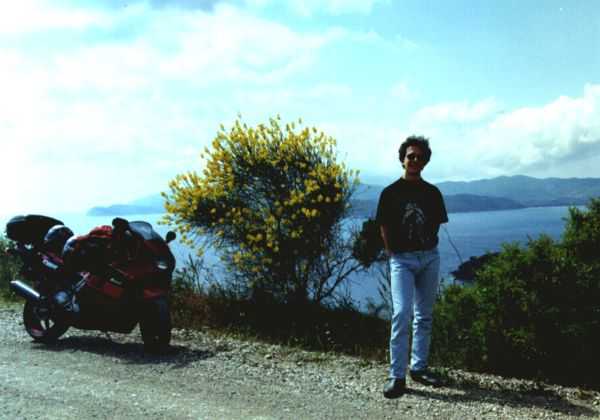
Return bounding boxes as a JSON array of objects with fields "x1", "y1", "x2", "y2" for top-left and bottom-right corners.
[{"x1": 405, "y1": 153, "x2": 426, "y2": 162}]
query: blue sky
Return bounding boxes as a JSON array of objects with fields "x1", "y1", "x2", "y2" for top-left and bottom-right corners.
[{"x1": 2, "y1": 0, "x2": 599, "y2": 215}]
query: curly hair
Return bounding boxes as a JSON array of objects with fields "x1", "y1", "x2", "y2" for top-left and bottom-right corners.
[{"x1": 398, "y1": 135, "x2": 432, "y2": 164}]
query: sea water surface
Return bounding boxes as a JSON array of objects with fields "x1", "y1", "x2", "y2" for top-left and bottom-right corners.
[{"x1": 1, "y1": 206, "x2": 574, "y2": 307}]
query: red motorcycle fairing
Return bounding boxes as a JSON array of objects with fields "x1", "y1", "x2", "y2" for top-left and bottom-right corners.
[
  {"x1": 7, "y1": 214, "x2": 175, "y2": 349},
  {"x1": 64, "y1": 224, "x2": 172, "y2": 299},
  {"x1": 85, "y1": 273, "x2": 125, "y2": 300},
  {"x1": 72, "y1": 274, "x2": 139, "y2": 333}
]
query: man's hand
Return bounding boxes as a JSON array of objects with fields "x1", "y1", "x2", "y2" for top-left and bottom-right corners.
[{"x1": 380, "y1": 225, "x2": 392, "y2": 257}]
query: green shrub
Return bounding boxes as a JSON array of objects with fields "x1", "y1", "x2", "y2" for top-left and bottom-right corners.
[
  {"x1": 432, "y1": 199, "x2": 600, "y2": 388},
  {"x1": 352, "y1": 218, "x2": 384, "y2": 268},
  {"x1": 430, "y1": 283, "x2": 487, "y2": 371},
  {"x1": 0, "y1": 235, "x2": 20, "y2": 301}
]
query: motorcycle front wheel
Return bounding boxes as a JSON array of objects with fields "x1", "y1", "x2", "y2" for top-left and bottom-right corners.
[
  {"x1": 139, "y1": 296, "x2": 171, "y2": 354},
  {"x1": 23, "y1": 300, "x2": 69, "y2": 343}
]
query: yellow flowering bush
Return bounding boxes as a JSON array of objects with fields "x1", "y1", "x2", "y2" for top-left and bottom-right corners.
[{"x1": 163, "y1": 116, "x2": 361, "y2": 304}]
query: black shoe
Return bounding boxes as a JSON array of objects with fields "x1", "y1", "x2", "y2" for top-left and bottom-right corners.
[
  {"x1": 383, "y1": 378, "x2": 406, "y2": 399},
  {"x1": 409, "y1": 369, "x2": 442, "y2": 387}
]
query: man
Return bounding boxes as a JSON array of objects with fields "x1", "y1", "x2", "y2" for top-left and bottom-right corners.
[{"x1": 376, "y1": 135, "x2": 448, "y2": 399}]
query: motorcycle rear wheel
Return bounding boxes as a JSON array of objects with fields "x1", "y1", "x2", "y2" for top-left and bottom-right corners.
[
  {"x1": 23, "y1": 300, "x2": 69, "y2": 343},
  {"x1": 139, "y1": 296, "x2": 171, "y2": 354}
]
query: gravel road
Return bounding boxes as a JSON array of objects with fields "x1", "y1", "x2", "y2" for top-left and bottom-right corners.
[{"x1": 1, "y1": 304, "x2": 599, "y2": 419}]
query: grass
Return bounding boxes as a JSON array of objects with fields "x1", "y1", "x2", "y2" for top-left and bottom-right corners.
[{"x1": 169, "y1": 279, "x2": 391, "y2": 361}]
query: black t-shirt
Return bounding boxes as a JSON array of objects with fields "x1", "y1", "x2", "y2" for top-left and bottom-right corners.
[{"x1": 376, "y1": 178, "x2": 448, "y2": 252}]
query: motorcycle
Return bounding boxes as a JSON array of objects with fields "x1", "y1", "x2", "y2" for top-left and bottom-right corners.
[{"x1": 5, "y1": 214, "x2": 176, "y2": 353}]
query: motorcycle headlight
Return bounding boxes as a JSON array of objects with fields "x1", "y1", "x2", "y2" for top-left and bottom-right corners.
[{"x1": 155, "y1": 259, "x2": 169, "y2": 270}]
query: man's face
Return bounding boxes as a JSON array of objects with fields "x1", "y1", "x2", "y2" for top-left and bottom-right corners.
[{"x1": 403, "y1": 145, "x2": 427, "y2": 176}]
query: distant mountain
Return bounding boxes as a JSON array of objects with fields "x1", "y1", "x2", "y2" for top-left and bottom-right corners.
[
  {"x1": 349, "y1": 194, "x2": 524, "y2": 218},
  {"x1": 87, "y1": 204, "x2": 163, "y2": 216},
  {"x1": 443, "y1": 194, "x2": 524, "y2": 213},
  {"x1": 87, "y1": 176, "x2": 600, "y2": 217},
  {"x1": 349, "y1": 175, "x2": 600, "y2": 218},
  {"x1": 128, "y1": 194, "x2": 166, "y2": 208},
  {"x1": 354, "y1": 183, "x2": 384, "y2": 201},
  {"x1": 436, "y1": 175, "x2": 600, "y2": 207},
  {"x1": 87, "y1": 194, "x2": 165, "y2": 216}
]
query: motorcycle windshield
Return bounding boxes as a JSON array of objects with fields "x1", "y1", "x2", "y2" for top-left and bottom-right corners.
[{"x1": 129, "y1": 221, "x2": 163, "y2": 242}]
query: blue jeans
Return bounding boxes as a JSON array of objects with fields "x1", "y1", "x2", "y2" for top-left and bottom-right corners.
[{"x1": 389, "y1": 247, "x2": 440, "y2": 379}]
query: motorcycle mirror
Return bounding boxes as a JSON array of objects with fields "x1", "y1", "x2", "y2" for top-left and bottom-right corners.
[
  {"x1": 165, "y1": 231, "x2": 176, "y2": 244},
  {"x1": 112, "y1": 217, "x2": 129, "y2": 231}
]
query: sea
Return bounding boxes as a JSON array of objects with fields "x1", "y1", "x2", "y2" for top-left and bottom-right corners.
[{"x1": 1, "y1": 206, "x2": 575, "y2": 309}]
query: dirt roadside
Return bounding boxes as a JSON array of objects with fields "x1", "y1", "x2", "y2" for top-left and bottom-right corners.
[{"x1": 1, "y1": 305, "x2": 598, "y2": 420}]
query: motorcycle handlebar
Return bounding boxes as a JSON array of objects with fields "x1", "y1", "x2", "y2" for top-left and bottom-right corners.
[
  {"x1": 112, "y1": 217, "x2": 136, "y2": 241},
  {"x1": 112, "y1": 217, "x2": 130, "y2": 232}
]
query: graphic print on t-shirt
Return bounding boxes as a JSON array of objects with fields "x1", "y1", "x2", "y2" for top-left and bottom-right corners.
[{"x1": 401, "y1": 202, "x2": 427, "y2": 247}]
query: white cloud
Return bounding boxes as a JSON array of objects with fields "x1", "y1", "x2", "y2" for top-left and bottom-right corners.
[
  {"x1": 339, "y1": 28, "x2": 419, "y2": 53},
  {"x1": 404, "y1": 85, "x2": 600, "y2": 181},
  {"x1": 0, "y1": 0, "x2": 111, "y2": 35},
  {"x1": 413, "y1": 98, "x2": 500, "y2": 126},
  {"x1": 315, "y1": 121, "x2": 406, "y2": 179},
  {"x1": 154, "y1": 6, "x2": 341, "y2": 85},
  {"x1": 42, "y1": 4, "x2": 340, "y2": 89},
  {"x1": 472, "y1": 84, "x2": 600, "y2": 174},
  {"x1": 231, "y1": 83, "x2": 352, "y2": 113},
  {"x1": 244, "y1": 0, "x2": 389, "y2": 16},
  {"x1": 2, "y1": 0, "x2": 598, "y2": 219},
  {"x1": 390, "y1": 82, "x2": 413, "y2": 102},
  {"x1": 0, "y1": 2, "x2": 349, "y2": 215},
  {"x1": 393, "y1": 34, "x2": 418, "y2": 51}
]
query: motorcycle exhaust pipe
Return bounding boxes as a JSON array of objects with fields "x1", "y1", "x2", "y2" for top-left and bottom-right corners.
[{"x1": 9, "y1": 280, "x2": 41, "y2": 303}]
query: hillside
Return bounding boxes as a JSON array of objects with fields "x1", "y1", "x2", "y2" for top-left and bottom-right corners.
[
  {"x1": 349, "y1": 194, "x2": 524, "y2": 218},
  {"x1": 87, "y1": 204, "x2": 162, "y2": 216},
  {"x1": 443, "y1": 194, "x2": 524, "y2": 213},
  {"x1": 87, "y1": 194, "x2": 165, "y2": 216},
  {"x1": 436, "y1": 175, "x2": 600, "y2": 207},
  {"x1": 87, "y1": 176, "x2": 600, "y2": 217},
  {"x1": 349, "y1": 176, "x2": 599, "y2": 217}
]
